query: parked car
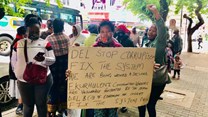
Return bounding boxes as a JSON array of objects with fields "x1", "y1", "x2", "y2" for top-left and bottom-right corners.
[{"x1": 0, "y1": 60, "x2": 14, "y2": 106}]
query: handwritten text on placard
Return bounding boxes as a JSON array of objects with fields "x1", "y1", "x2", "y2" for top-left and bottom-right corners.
[{"x1": 67, "y1": 47, "x2": 155, "y2": 109}]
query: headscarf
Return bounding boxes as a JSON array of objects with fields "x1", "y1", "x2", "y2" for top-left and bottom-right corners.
[{"x1": 117, "y1": 24, "x2": 130, "y2": 34}]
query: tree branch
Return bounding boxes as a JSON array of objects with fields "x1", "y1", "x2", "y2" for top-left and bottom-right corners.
[
  {"x1": 183, "y1": 14, "x2": 192, "y2": 34},
  {"x1": 192, "y1": 0, "x2": 204, "y2": 31}
]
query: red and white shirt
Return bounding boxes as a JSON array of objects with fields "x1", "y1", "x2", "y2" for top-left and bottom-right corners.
[{"x1": 11, "y1": 38, "x2": 55, "y2": 82}]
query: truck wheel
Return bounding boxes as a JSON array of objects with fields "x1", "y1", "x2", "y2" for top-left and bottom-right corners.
[
  {"x1": 0, "y1": 35, "x2": 13, "y2": 56},
  {"x1": 0, "y1": 75, "x2": 14, "y2": 105}
]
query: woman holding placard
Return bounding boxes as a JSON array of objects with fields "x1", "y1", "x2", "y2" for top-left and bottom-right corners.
[
  {"x1": 92, "y1": 20, "x2": 123, "y2": 117},
  {"x1": 66, "y1": 20, "x2": 122, "y2": 117}
]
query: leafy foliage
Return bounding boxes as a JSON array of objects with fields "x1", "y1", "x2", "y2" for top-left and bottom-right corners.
[
  {"x1": 45, "y1": 0, "x2": 63, "y2": 8},
  {"x1": 123, "y1": 0, "x2": 171, "y2": 22},
  {"x1": 0, "y1": 0, "x2": 62, "y2": 17},
  {"x1": 175, "y1": 0, "x2": 208, "y2": 18},
  {"x1": 0, "y1": 0, "x2": 32, "y2": 17}
]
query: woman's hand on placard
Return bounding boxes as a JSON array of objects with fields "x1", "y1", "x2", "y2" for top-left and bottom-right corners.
[
  {"x1": 65, "y1": 69, "x2": 71, "y2": 80},
  {"x1": 154, "y1": 62, "x2": 160, "y2": 72}
]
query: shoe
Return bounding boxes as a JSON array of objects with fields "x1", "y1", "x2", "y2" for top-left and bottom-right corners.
[
  {"x1": 48, "y1": 112, "x2": 56, "y2": 117},
  {"x1": 172, "y1": 76, "x2": 175, "y2": 79},
  {"x1": 120, "y1": 107, "x2": 127, "y2": 113},
  {"x1": 158, "y1": 97, "x2": 163, "y2": 100},
  {"x1": 177, "y1": 76, "x2": 180, "y2": 80},
  {"x1": 57, "y1": 110, "x2": 67, "y2": 117},
  {"x1": 16, "y1": 106, "x2": 23, "y2": 115}
]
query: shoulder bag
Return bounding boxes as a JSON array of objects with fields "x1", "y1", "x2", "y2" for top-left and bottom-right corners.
[{"x1": 23, "y1": 40, "x2": 47, "y2": 85}]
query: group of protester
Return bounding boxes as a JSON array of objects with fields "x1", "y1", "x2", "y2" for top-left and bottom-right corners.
[
  {"x1": 165, "y1": 28, "x2": 183, "y2": 80},
  {"x1": 7, "y1": 4, "x2": 184, "y2": 117}
]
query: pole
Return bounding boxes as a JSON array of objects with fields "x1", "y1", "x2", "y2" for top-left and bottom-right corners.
[
  {"x1": 184, "y1": 19, "x2": 187, "y2": 49},
  {"x1": 180, "y1": 6, "x2": 183, "y2": 35}
]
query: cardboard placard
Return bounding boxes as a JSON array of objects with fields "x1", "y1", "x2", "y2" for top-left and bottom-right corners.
[{"x1": 67, "y1": 47, "x2": 155, "y2": 109}]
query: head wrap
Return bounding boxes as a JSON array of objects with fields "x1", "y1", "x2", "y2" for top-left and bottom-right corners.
[{"x1": 117, "y1": 24, "x2": 130, "y2": 34}]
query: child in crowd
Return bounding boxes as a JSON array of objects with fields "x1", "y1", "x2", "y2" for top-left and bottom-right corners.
[
  {"x1": 172, "y1": 54, "x2": 182, "y2": 80},
  {"x1": 166, "y1": 40, "x2": 174, "y2": 73},
  {"x1": 9, "y1": 26, "x2": 27, "y2": 115}
]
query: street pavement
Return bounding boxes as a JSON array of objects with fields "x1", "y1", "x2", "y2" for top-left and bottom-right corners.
[
  {"x1": 2, "y1": 50, "x2": 208, "y2": 117},
  {"x1": 118, "y1": 52, "x2": 208, "y2": 117},
  {"x1": 156, "y1": 52, "x2": 208, "y2": 117}
]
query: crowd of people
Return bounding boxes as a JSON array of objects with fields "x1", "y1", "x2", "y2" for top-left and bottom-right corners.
[{"x1": 6, "y1": 4, "x2": 184, "y2": 117}]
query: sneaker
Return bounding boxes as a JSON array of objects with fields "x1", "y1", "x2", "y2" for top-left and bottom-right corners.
[
  {"x1": 48, "y1": 112, "x2": 56, "y2": 117},
  {"x1": 158, "y1": 97, "x2": 163, "y2": 100},
  {"x1": 120, "y1": 107, "x2": 127, "y2": 113},
  {"x1": 16, "y1": 104, "x2": 23, "y2": 115},
  {"x1": 16, "y1": 107, "x2": 23, "y2": 115},
  {"x1": 177, "y1": 76, "x2": 180, "y2": 80},
  {"x1": 57, "y1": 110, "x2": 67, "y2": 117}
]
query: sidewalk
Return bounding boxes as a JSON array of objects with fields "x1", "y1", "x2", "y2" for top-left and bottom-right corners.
[
  {"x1": 2, "y1": 107, "x2": 37, "y2": 117},
  {"x1": 157, "y1": 52, "x2": 208, "y2": 117},
  {"x1": 2, "y1": 52, "x2": 208, "y2": 117},
  {"x1": 118, "y1": 52, "x2": 208, "y2": 117}
]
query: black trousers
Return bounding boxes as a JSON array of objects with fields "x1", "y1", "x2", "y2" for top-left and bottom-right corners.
[
  {"x1": 18, "y1": 74, "x2": 53, "y2": 117},
  {"x1": 198, "y1": 41, "x2": 202, "y2": 48},
  {"x1": 173, "y1": 69, "x2": 180, "y2": 77},
  {"x1": 138, "y1": 84, "x2": 166, "y2": 117}
]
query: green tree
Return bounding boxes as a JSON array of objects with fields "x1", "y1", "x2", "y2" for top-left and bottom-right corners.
[
  {"x1": 0, "y1": 0, "x2": 32, "y2": 17},
  {"x1": 0, "y1": 0, "x2": 62, "y2": 19},
  {"x1": 123, "y1": 0, "x2": 171, "y2": 22},
  {"x1": 175, "y1": 0, "x2": 207, "y2": 52}
]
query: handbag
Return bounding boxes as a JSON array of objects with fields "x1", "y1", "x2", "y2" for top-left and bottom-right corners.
[
  {"x1": 153, "y1": 65, "x2": 168, "y2": 85},
  {"x1": 23, "y1": 40, "x2": 47, "y2": 85}
]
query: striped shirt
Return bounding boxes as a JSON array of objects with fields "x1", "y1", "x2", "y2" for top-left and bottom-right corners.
[{"x1": 46, "y1": 33, "x2": 70, "y2": 56}]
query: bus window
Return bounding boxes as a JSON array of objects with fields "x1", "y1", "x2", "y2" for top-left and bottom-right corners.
[
  {"x1": 51, "y1": 13, "x2": 59, "y2": 19},
  {"x1": 76, "y1": 15, "x2": 83, "y2": 29},
  {"x1": 23, "y1": 7, "x2": 37, "y2": 16},
  {"x1": 13, "y1": 20, "x2": 24, "y2": 26},
  {"x1": 40, "y1": 10, "x2": 53, "y2": 20},
  {"x1": 76, "y1": 16, "x2": 80, "y2": 24},
  {"x1": 60, "y1": 13, "x2": 75, "y2": 25}
]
